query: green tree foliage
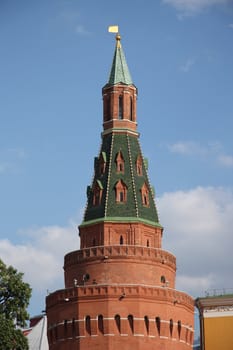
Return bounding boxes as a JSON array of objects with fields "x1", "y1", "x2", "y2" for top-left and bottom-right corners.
[{"x1": 0, "y1": 259, "x2": 32, "y2": 350}]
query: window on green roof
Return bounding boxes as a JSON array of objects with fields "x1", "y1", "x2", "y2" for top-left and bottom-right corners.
[
  {"x1": 116, "y1": 151, "x2": 125, "y2": 173},
  {"x1": 115, "y1": 180, "x2": 127, "y2": 203}
]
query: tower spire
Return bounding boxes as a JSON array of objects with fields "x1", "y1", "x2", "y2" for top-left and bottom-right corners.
[{"x1": 107, "y1": 26, "x2": 133, "y2": 86}]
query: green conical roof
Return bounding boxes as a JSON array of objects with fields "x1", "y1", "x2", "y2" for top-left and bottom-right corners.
[
  {"x1": 82, "y1": 133, "x2": 161, "y2": 228},
  {"x1": 107, "y1": 35, "x2": 133, "y2": 85}
]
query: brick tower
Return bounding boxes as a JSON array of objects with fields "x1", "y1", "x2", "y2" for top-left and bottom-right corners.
[{"x1": 46, "y1": 32, "x2": 194, "y2": 350}]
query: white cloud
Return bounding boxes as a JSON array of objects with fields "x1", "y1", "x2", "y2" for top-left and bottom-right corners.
[
  {"x1": 0, "y1": 224, "x2": 79, "y2": 313},
  {"x1": 163, "y1": 0, "x2": 230, "y2": 17},
  {"x1": 167, "y1": 141, "x2": 233, "y2": 168},
  {"x1": 217, "y1": 154, "x2": 233, "y2": 167},
  {"x1": 158, "y1": 186, "x2": 233, "y2": 297},
  {"x1": 180, "y1": 58, "x2": 196, "y2": 72},
  {"x1": 167, "y1": 141, "x2": 207, "y2": 155}
]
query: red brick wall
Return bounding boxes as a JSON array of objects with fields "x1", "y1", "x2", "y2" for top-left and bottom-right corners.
[{"x1": 46, "y1": 285, "x2": 194, "y2": 350}]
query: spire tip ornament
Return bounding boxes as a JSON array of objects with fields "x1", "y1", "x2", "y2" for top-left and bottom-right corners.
[
  {"x1": 108, "y1": 25, "x2": 121, "y2": 47},
  {"x1": 108, "y1": 25, "x2": 119, "y2": 34}
]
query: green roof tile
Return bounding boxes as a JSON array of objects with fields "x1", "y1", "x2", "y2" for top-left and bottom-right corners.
[{"x1": 83, "y1": 133, "x2": 160, "y2": 225}]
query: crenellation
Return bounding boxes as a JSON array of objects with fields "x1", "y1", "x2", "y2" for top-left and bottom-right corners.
[{"x1": 65, "y1": 245, "x2": 176, "y2": 268}]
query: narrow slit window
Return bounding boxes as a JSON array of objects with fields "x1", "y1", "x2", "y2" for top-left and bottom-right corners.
[
  {"x1": 144, "y1": 316, "x2": 149, "y2": 334},
  {"x1": 156, "y1": 317, "x2": 160, "y2": 336},
  {"x1": 106, "y1": 96, "x2": 111, "y2": 121},
  {"x1": 115, "y1": 315, "x2": 121, "y2": 334},
  {"x1": 178, "y1": 320, "x2": 182, "y2": 339},
  {"x1": 119, "y1": 191, "x2": 124, "y2": 202},
  {"x1": 118, "y1": 96, "x2": 123, "y2": 119},
  {"x1": 72, "y1": 318, "x2": 76, "y2": 338},
  {"x1": 130, "y1": 96, "x2": 133, "y2": 121},
  {"x1": 128, "y1": 315, "x2": 134, "y2": 334},
  {"x1": 98, "y1": 315, "x2": 104, "y2": 334},
  {"x1": 64, "y1": 320, "x2": 67, "y2": 337},
  {"x1": 86, "y1": 316, "x2": 91, "y2": 336},
  {"x1": 169, "y1": 319, "x2": 173, "y2": 337}
]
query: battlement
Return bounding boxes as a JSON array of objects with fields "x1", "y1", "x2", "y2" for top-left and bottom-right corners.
[
  {"x1": 46, "y1": 284, "x2": 193, "y2": 310},
  {"x1": 64, "y1": 245, "x2": 176, "y2": 269}
]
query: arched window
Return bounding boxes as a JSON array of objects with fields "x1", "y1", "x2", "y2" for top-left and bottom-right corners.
[
  {"x1": 147, "y1": 239, "x2": 150, "y2": 247},
  {"x1": 120, "y1": 235, "x2": 124, "y2": 245},
  {"x1": 118, "y1": 95, "x2": 123, "y2": 119},
  {"x1": 144, "y1": 316, "x2": 149, "y2": 335},
  {"x1": 161, "y1": 275, "x2": 166, "y2": 284},
  {"x1": 128, "y1": 315, "x2": 134, "y2": 334},
  {"x1": 93, "y1": 180, "x2": 103, "y2": 206},
  {"x1": 115, "y1": 151, "x2": 125, "y2": 173},
  {"x1": 115, "y1": 314, "x2": 121, "y2": 334},
  {"x1": 136, "y1": 155, "x2": 143, "y2": 176},
  {"x1": 93, "y1": 238, "x2": 96, "y2": 246},
  {"x1": 141, "y1": 182, "x2": 150, "y2": 207},
  {"x1": 177, "y1": 320, "x2": 182, "y2": 339},
  {"x1": 85, "y1": 316, "x2": 91, "y2": 335},
  {"x1": 99, "y1": 152, "x2": 106, "y2": 175},
  {"x1": 115, "y1": 180, "x2": 127, "y2": 203},
  {"x1": 98, "y1": 315, "x2": 104, "y2": 334},
  {"x1": 169, "y1": 319, "x2": 173, "y2": 337},
  {"x1": 156, "y1": 317, "x2": 160, "y2": 336},
  {"x1": 130, "y1": 96, "x2": 133, "y2": 121},
  {"x1": 106, "y1": 96, "x2": 111, "y2": 121}
]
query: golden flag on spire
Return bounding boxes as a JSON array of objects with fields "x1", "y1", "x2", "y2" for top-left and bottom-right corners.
[{"x1": 108, "y1": 25, "x2": 119, "y2": 33}]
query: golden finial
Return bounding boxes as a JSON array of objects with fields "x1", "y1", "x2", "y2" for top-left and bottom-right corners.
[{"x1": 108, "y1": 25, "x2": 121, "y2": 48}]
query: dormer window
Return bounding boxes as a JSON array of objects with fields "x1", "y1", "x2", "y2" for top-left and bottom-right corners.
[
  {"x1": 136, "y1": 154, "x2": 143, "y2": 176},
  {"x1": 141, "y1": 182, "x2": 150, "y2": 207},
  {"x1": 118, "y1": 95, "x2": 123, "y2": 120},
  {"x1": 115, "y1": 180, "x2": 127, "y2": 203},
  {"x1": 93, "y1": 180, "x2": 103, "y2": 206},
  {"x1": 99, "y1": 152, "x2": 107, "y2": 175},
  {"x1": 115, "y1": 151, "x2": 125, "y2": 173}
]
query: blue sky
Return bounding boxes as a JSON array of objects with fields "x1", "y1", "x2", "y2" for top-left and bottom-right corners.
[{"x1": 1, "y1": 0, "x2": 233, "y2": 337}]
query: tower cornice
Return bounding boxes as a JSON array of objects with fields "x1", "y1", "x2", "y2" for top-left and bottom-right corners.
[
  {"x1": 101, "y1": 128, "x2": 139, "y2": 137},
  {"x1": 79, "y1": 217, "x2": 163, "y2": 229}
]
